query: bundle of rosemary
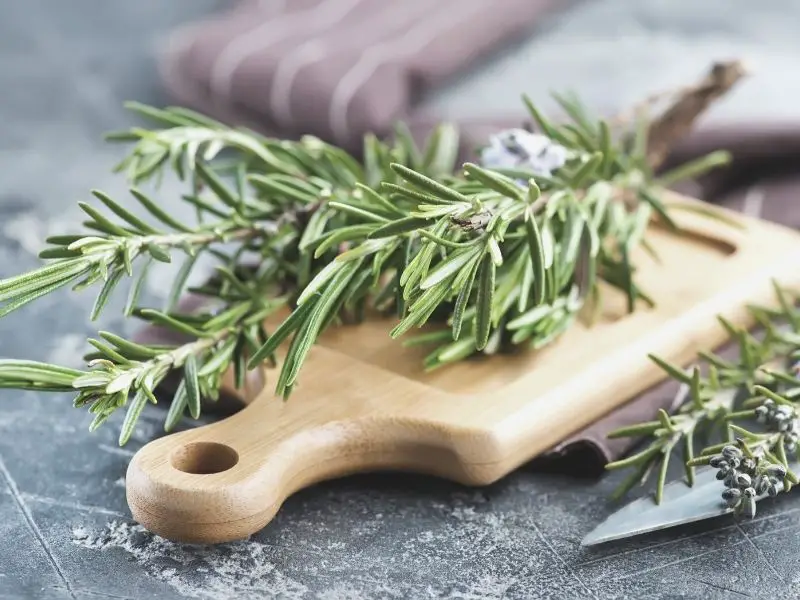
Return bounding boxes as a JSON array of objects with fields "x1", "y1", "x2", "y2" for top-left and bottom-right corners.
[{"x1": 0, "y1": 64, "x2": 741, "y2": 456}]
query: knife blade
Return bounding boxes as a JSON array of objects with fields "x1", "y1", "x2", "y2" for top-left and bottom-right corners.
[{"x1": 581, "y1": 460, "x2": 800, "y2": 546}]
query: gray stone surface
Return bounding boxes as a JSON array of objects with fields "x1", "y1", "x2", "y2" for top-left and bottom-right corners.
[{"x1": 1, "y1": 1, "x2": 799, "y2": 599}]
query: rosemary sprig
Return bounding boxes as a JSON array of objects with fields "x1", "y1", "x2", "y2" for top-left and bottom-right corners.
[
  {"x1": 0, "y1": 87, "x2": 733, "y2": 443},
  {"x1": 606, "y1": 282, "x2": 800, "y2": 513}
]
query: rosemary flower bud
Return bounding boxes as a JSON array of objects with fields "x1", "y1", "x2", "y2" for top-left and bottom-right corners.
[
  {"x1": 777, "y1": 417, "x2": 795, "y2": 433},
  {"x1": 742, "y1": 491, "x2": 757, "y2": 519},
  {"x1": 766, "y1": 464, "x2": 787, "y2": 479},
  {"x1": 755, "y1": 474, "x2": 770, "y2": 495},
  {"x1": 755, "y1": 398, "x2": 800, "y2": 436},
  {"x1": 478, "y1": 129, "x2": 569, "y2": 177},
  {"x1": 735, "y1": 473, "x2": 752, "y2": 487},
  {"x1": 711, "y1": 456, "x2": 737, "y2": 473},
  {"x1": 722, "y1": 488, "x2": 741, "y2": 507},
  {"x1": 709, "y1": 456, "x2": 727, "y2": 469},
  {"x1": 722, "y1": 445, "x2": 743, "y2": 460},
  {"x1": 756, "y1": 399, "x2": 776, "y2": 424}
]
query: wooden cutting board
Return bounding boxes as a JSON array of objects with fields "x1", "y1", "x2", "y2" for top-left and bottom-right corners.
[{"x1": 126, "y1": 194, "x2": 800, "y2": 543}]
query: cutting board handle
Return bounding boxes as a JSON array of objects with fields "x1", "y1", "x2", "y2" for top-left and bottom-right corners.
[{"x1": 125, "y1": 348, "x2": 497, "y2": 543}]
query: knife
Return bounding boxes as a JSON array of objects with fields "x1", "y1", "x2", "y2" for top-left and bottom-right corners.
[{"x1": 582, "y1": 459, "x2": 800, "y2": 546}]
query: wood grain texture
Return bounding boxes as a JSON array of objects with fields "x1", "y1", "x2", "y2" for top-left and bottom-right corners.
[{"x1": 126, "y1": 193, "x2": 800, "y2": 543}]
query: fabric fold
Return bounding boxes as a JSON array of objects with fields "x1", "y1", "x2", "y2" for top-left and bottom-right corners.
[{"x1": 158, "y1": 0, "x2": 571, "y2": 152}]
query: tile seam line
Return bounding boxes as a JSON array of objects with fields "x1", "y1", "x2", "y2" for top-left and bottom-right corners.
[
  {"x1": 0, "y1": 454, "x2": 77, "y2": 600},
  {"x1": 734, "y1": 522, "x2": 784, "y2": 581},
  {"x1": 529, "y1": 520, "x2": 599, "y2": 599}
]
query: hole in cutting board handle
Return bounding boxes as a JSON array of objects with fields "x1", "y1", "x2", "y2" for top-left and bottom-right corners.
[{"x1": 170, "y1": 442, "x2": 239, "y2": 474}]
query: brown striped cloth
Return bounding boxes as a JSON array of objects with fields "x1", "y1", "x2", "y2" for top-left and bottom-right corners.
[
  {"x1": 158, "y1": 0, "x2": 570, "y2": 152},
  {"x1": 149, "y1": 1, "x2": 800, "y2": 474}
]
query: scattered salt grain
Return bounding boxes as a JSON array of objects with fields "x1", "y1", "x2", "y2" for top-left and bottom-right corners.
[{"x1": 72, "y1": 520, "x2": 308, "y2": 600}]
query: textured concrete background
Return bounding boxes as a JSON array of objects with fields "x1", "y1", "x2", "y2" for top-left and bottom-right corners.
[{"x1": 1, "y1": 1, "x2": 799, "y2": 599}]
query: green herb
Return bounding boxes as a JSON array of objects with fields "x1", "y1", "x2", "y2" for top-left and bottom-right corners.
[
  {"x1": 0, "y1": 89, "x2": 731, "y2": 444},
  {"x1": 606, "y1": 282, "x2": 800, "y2": 514}
]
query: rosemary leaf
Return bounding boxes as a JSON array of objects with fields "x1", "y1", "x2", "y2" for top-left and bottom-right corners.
[
  {"x1": 91, "y1": 190, "x2": 159, "y2": 234},
  {"x1": 136, "y1": 309, "x2": 205, "y2": 337},
  {"x1": 569, "y1": 152, "x2": 603, "y2": 188},
  {"x1": 656, "y1": 150, "x2": 732, "y2": 187},
  {"x1": 475, "y1": 253, "x2": 495, "y2": 351},
  {"x1": 91, "y1": 268, "x2": 125, "y2": 321},
  {"x1": 390, "y1": 163, "x2": 470, "y2": 204},
  {"x1": 648, "y1": 354, "x2": 692, "y2": 384},
  {"x1": 0, "y1": 275, "x2": 81, "y2": 318},
  {"x1": 606, "y1": 421, "x2": 661, "y2": 439},
  {"x1": 381, "y1": 182, "x2": 452, "y2": 206},
  {"x1": 421, "y1": 124, "x2": 459, "y2": 177},
  {"x1": 368, "y1": 216, "x2": 430, "y2": 239},
  {"x1": 462, "y1": 163, "x2": 525, "y2": 201},
  {"x1": 420, "y1": 248, "x2": 481, "y2": 290},
  {"x1": 654, "y1": 443, "x2": 675, "y2": 504},
  {"x1": 683, "y1": 432, "x2": 696, "y2": 486},
  {"x1": 638, "y1": 188, "x2": 678, "y2": 231},
  {"x1": 166, "y1": 252, "x2": 200, "y2": 312},
  {"x1": 452, "y1": 258, "x2": 480, "y2": 341},
  {"x1": 198, "y1": 336, "x2": 238, "y2": 377},
  {"x1": 327, "y1": 201, "x2": 389, "y2": 224},
  {"x1": 146, "y1": 243, "x2": 172, "y2": 263},
  {"x1": 247, "y1": 297, "x2": 317, "y2": 368},
  {"x1": 184, "y1": 354, "x2": 201, "y2": 419},
  {"x1": 99, "y1": 331, "x2": 164, "y2": 359},
  {"x1": 129, "y1": 188, "x2": 193, "y2": 232},
  {"x1": 354, "y1": 182, "x2": 406, "y2": 217},
  {"x1": 606, "y1": 443, "x2": 662, "y2": 471},
  {"x1": 524, "y1": 209, "x2": 546, "y2": 306},
  {"x1": 119, "y1": 390, "x2": 148, "y2": 446},
  {"x1": 125, "y1": 257, "x2": 152, "y2": 316},
  {"x1": 78, "y1": 202, "x2": 130, "y2": 237}
]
